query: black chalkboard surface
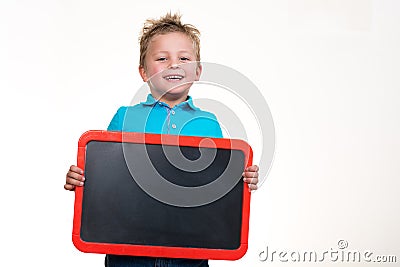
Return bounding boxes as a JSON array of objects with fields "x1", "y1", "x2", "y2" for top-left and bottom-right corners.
[{"x1": 72, "y1": 131, "x2": 252, "y2": 260}]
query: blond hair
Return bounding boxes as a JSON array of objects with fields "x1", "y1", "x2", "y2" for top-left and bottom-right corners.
[{"x1": 139, "y1": 12, "x2": 201, "y2": 68}]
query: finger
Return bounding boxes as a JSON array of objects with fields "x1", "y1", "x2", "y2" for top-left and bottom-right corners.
[
  {"x1": 242, "y1": 171, "x2": 259, "y2": 179},
  {"x1": 247, "y1": 183, "x2": 258, "y2": 191},
  {"x1": 66, "y1": 169, "x2": 85, "y2": 186},
  {"x1": 245, "y1": 165, "x2": 259, "y2": 172},
  {"x1": 67, "y1": 170, "x2": 85, "y2": 182},
  {"x1": 64, "y1": 165, "x2": 85, "y2": 191},
  {"x1": 243, "y1": 177, "x2": 259, "y2": 185},
  {"x1": 69, "y1": 165, "x2": 84, "y2": 175},
  {"x1": 64, "y1": 183, "x2": 76, "y2": 191},
  {"x1": 66, "y1": 176, "x2": 85, "y2": 187}
]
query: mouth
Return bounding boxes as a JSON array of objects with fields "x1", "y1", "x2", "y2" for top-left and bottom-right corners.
[{"x1": 163, "y1": 74, "x2": 184, "y2": 81}]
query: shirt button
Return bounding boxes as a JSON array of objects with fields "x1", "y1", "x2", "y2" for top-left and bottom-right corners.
[
  {"x1": 171, "y1": 124, "x2": 177, "y2": 129},
  {"x1": 171, "y1": 110, "x2": 175, "y2": 115},
  {"x1": 158, "y1": 102, "x2": 162, "y2": 105}
]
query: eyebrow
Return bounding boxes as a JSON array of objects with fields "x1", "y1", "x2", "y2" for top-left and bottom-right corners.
[{"x1": 151, "y1": 50, "x2": 194, "y2": 55}]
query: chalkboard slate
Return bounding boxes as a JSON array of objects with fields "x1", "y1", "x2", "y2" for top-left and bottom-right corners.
[{"x1": 72, "y1": 131, "x2": 252, "y2": 260}]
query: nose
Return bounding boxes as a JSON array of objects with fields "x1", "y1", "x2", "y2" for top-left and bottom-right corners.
[{"x1": 169, "y1": 58, "x2": 179, "y2": 69}]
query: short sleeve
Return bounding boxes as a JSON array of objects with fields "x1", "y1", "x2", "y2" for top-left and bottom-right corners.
[
  {"x1": 107, "y1": 107, "x2": 127, "y2": 131},
  {"x1": 209, "y1": 114, "x2": 223, "y2": 138}
]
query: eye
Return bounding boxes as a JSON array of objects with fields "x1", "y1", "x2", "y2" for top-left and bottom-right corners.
[
  {"x1": 156, "y1": 57, "x2": 167, "y2": 61},
  {"x1": 180, "y1": 57, "x2": 190, "y2": 61}
]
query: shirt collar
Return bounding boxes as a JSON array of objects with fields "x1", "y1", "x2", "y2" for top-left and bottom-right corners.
[{"x1": 141, "y1": 94, "x2": 200, "y2": 110}]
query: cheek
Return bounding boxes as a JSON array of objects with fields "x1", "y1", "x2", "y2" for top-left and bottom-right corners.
[
  {"x1": 145, "y1": 67, "x2": 155, "y2": 78},
  {"x1": 183, "y1": 65, "x2": 199, "y2": 79},
  {"x1": 143, "y1": 61, "x2": 162, "y2": 76}
]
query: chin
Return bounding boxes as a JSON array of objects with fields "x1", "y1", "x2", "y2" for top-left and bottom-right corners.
[{"x1": 164, "y1": 84, "x2": 191, "y2": 96}]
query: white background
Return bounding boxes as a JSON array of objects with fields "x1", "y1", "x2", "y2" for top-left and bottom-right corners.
[{"x1": 1, "y1": 0, "x2": 399, "y2": 266}]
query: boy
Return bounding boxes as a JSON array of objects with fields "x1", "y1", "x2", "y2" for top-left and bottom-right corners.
[{"x1": 65, "y1": 13, "x2": 259, "y2": 267}]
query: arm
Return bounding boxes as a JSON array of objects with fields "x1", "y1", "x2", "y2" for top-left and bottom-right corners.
[
  {"x1": 64, "y1": 107, "x2": 124, "y2": 191},
  {"x1": 208, "y1": 113, "x2": 259, "y2": 191}
]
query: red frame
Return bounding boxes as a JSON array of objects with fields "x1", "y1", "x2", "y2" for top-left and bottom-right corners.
[{"x1": 72, "y1": 130, "x2": 253, "y2": 260}]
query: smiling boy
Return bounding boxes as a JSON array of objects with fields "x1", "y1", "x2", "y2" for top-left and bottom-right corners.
[
  {"x1": 65, "y1": 13, "x2": 259, "y2": 267},
  {"x1": 139, "y1": 31, "x2": 200, "y2": 107}
]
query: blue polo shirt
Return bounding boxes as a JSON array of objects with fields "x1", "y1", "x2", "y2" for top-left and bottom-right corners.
[
  {"x1": 107, "y1": 94, "x2": 223, "y2": 138},
  {"x1": 105, "y1": 94, "x2": 222, "y2": 266}
]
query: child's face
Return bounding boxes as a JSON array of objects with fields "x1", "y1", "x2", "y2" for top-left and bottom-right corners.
[{"x1": 139, "y1": 32, "x2": 201, "y2": 99}]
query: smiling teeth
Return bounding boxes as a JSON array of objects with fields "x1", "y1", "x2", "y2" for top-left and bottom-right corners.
[{"x1": 165, "y1": 75, "x2": 183, "y2": 80}]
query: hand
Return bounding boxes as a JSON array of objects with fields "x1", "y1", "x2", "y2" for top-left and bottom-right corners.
[
  {"x1": 64, "y1": 165, "x2": 85, "y2": 191},
  {"x1": 242, "y1": 165, "x2": 259, "y2": 191}
]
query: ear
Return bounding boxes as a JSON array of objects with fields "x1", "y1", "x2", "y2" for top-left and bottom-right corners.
[
  {"x1": 139, "y1": 65, "x2": 148, "y2": 82},
  {"x1": 195, "y1": 63, "x2": 202, "y2": 81}
]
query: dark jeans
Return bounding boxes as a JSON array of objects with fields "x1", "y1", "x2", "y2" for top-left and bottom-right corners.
[{"x1": 105, "y1": 255, "x2": 209, "y2": 267}]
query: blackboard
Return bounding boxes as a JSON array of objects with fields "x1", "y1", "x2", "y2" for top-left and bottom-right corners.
[{"x1": 72, "y1": 131, "x2": 252, "y2": 260}]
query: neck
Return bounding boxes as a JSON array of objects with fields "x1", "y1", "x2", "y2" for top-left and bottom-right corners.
[{"x1": 150, "y1": 91, "x2": 189, "y2": 108}]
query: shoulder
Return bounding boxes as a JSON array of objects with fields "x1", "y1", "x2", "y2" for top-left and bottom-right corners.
[
  {"x1": 113, "y1": 103, "x2": 150, "y2": 116},
  {"x1": 107, "y1": 104, "x2": 146, "y2": 131},
  {"x1": 186, "y1": 97, "x2": 218, "y2": 120},
  {"x1": 193, "y1": 108, "x2": 218, "y2": 118},
  {"x1": 116, "y1": 103, "x2": 144, "y2": 112}
]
